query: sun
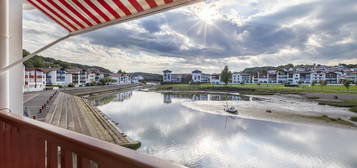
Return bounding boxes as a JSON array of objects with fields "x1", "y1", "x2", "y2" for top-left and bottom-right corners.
[{"x1": 193, "y1": 4, "x2": 219, "y2": 25}]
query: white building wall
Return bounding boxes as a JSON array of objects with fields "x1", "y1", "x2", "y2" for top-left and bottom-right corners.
[
  {"x1": 232, "y1": 73, "x2": 240, "y2": 84},
  {"x1": 88, "y1": 73, "x2": 96, "y2": 83},
  {"x1": 163, "y1": 72, "x2": 172, "y2": 82},
  {"x1": 65, "y1": 74, "x2": 73, "y2": 86},
  {"x1": 24, "y1": 70, "x2": 46, "y2": 92},
  {"x1": 192, "y1": 72, "x2": 202, "y2": 82}
]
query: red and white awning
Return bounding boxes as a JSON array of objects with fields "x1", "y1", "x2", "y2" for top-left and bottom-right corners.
[
  {"x1": 28, "y1": 0, "x2": 200, "y2": 35},
  {"x1": 0, "y1": 0, "x2": 201, "y2": 74}
]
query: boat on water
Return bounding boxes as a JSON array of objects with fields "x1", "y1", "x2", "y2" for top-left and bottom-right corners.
[{"x1": 224, "y1": 104, "x2": 238, "y2": 114}]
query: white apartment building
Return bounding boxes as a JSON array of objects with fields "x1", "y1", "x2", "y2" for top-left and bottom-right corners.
[
  {"x1": 131, "y1": 75, "x2": 141, "y2": 84},
  {"x1": 87, "y1": 71, "x2": 96, "y2": 83},
  {"x1": 95, "y1": 73, "x2": 105, "y2": 82},
  {"x1": 346, "y1": 72, "x2": 357, "y2": 83},
  {"x1": 24, "y1": 68, "x2": 46, "y2": 92},
  {"x1": 162, "y1": 70, "x2": 185, "y2": 83},
  {"x1": 192, "y1": 70, "x2": 202, "y2": 83},
  {"x1": 65, "y1": 69, "x2": 81, "y2": 87},
  {"x1": 311, "y1": 71, "x2": 326, "y2": 82},
  {"x1": 232, "y1": 72, "x2": 240, "y2": 84},
  {"x1": 210, "y1": 74, "x2": 221, "y2": 84},
  {"x1": 79, "y1": 70, "x2": 88, "y2": 86},
  {"x1": 191, "y1": 70, "x2": 210, "y2": 83},
  {"x1": 232, "y1": 72, "x2": 252, "y2": 84},
  {"x1": 46, "y1": 69, "x2": 67, "y2": 86},
  {"x1": 163, "y1": 70, "x2": 172, "y2": 82},
  {"x1": 253, "y1": 72, "x2": 268, "y2": 84},
  {"x1": 110, "y1": 73, "x2": 132, "y2": 85}
]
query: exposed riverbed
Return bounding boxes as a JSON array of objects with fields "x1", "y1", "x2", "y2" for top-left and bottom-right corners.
[{"x1": 95, "y1": 90, "x2": 357, "y2": 168}]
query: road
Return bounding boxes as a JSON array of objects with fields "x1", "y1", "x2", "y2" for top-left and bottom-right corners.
[{"x1": 24, "y1": 90, "x2": 57, "y2": 120}]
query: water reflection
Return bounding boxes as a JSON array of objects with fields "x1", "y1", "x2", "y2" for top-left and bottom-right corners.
[
  {"x1": 163, "y1": 93, "x2": 247, "y2": 104},
  {"x1": 97, "y1": 91, "x2": 357, "y2": 168},
  {"x1": 94, "y1": 90, "x2": 133, "y2": 105}
]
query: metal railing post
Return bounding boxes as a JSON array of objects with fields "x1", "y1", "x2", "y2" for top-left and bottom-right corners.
[
  {"x1": 0, "y1": 0, "x2": 10, "y2": 111},
  {"x1": 0, "y1": 0, "x2": 23, "y2": 114}
]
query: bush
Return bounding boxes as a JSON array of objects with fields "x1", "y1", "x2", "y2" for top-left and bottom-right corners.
[
  {"x1": 350, "y1": 117, "x2": 357, "y2": 122},
  {"x1": 311, "y1": 80, "x2": 317, "y2": 87},
  {"x1": 350, "y1": 106, "x2": 357, "y2": 113},
  {"x1": 68, "y1": 83, "x2": 75, "y2": 88},
  {"x1": 90, "y1": 81, "x2": 97, "y2": 86}
]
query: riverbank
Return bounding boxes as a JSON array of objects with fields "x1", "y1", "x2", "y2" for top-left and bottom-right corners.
[
  {"x1": 180, "y1": 94, "x2": 357, "y2": 129},
  {"x1": 157, "y1": 83, "x2": 357, "y2": 94},
  {"x1": 154, "y1": 84, "x2": 357, "y2": 128},
  {"x1": 156, "y1": 84, "x2": 357, "y2": 113},
  {"x1": 62, "y1": 83, "x2": 143, "y2": 96}
]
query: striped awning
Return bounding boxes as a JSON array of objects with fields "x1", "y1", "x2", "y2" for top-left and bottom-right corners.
[{"x1": 28, "y1": 0, "x2": 200, "y2": 35}]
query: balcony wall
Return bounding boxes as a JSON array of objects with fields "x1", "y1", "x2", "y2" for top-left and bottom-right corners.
[{"x1": 0, "y1": 109, "x2": 184, "y2": 168}]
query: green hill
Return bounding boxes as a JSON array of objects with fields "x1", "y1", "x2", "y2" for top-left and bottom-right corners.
[{"x1": 23, "y1": 49, "x2": 112, "y2": 73}]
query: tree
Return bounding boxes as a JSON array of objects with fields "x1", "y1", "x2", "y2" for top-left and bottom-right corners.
[
  {"x1": 220, "y1": 66, "x2": 232, "y2": 84},
  {"x1": 342, "y1": 79, "x2": 351, "y2": 89},
  {"x1": 23, "y1": 49, "x2": 30, "y2": 57},
  {"x1": 117, "y1": 69, "x2": 126, "y2": 74},
  {"x1": 99, "y1": 77, "x2": 116, "y2": 85},
  {"x1": 68, "y1": 83, "x2": 75, "y2": 88},
  {"x1": 319, "y1": 80, "x2": 327, "y2": 87}
]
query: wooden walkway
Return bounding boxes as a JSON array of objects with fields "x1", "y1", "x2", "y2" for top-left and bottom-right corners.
[{"x1": 44, "y1": 92, "x2": 132, "y2": 146}]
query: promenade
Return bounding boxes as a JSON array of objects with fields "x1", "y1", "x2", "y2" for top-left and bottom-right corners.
[{"x1": 24, "y1": 85, "x2": 141, "y2": 149}]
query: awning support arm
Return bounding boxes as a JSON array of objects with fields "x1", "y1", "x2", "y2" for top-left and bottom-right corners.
[{"x1": 0, "y1": 34, "x2": 71, "y2": 74}]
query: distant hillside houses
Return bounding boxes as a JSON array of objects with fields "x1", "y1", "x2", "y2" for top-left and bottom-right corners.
[
  {"x1": 163, "y1": 66, "x2": 357, "y2": 85},
  {"x1": 163, "y1": 70, "x2": 224, "y2": 84},
  {"x1": 24, "y1": 67, "x2": 142, "y2": 92}
]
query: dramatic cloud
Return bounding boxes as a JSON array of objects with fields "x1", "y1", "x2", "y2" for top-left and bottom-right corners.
[{"x1": 23, "y1": 0, "x2": 357, "y2": 73}]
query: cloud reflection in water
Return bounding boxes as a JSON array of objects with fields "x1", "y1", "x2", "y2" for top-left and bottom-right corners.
[{"x1": 97, "y1": 91, "x2": 357, "y2": 168}]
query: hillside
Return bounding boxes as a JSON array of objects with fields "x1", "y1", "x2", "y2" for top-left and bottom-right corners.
[{"x1": 23, "y1": 49, "x2": 112, "y2": 73}]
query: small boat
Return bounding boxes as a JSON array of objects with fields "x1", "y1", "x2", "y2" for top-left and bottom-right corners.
[{"x1": 224, "y1": 104, "x2": 238, "y2": 114}]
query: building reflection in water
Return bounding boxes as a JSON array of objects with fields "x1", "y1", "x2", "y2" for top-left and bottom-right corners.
[
  {"x1": 95, "y1": 91, "x2": 133, "y2": 105},
  {"x1": 163, "y1": 93, "x2": 241, "y2": 104},
  {"x1": 114, "y1": 91, "x2": 133, "y2": 102}
]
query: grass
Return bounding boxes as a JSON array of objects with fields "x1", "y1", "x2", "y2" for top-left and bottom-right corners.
[
  {"x1": 158, "y1": 83, "x2": 357, "y2": 94},
  {"x1": 350, "y1": 106, "x2": 357, "y2": 113},
  {"x1": 158, "y1": 84, "x2": 357, "y2": 113},
  {"x1": 317, "y1": 115, "x2": 355, "y2": 126},
  {"x1": 318, "y1": 99, "x2": 357, "y2": 107},
  {"x1": 306, "y1": 96, "x2": 320, "y2": 100},
  {"x1": 317, "y1": 99, "x2": 357, "y2": 113},
  {"x1": 350, "y1": 116, "x2": 357, "y2": 122}
]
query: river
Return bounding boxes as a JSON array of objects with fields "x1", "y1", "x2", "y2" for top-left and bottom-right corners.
[{"x1": 95, "y1": 90, "x2": 357, "y2": 168}]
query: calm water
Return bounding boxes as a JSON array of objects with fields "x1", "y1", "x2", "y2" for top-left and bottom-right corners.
[{"x1": 96, "y1": 90, "x2": 357, "y2": 168}]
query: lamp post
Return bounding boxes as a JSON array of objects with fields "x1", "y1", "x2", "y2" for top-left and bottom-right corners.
[{"x1": 0, "y1": 0, "x2": 23, "y2": 115}]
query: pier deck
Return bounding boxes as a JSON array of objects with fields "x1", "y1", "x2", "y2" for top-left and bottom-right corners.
[
  {"x1": 24, "y1": 85, "x2": 141, "y2": 149},
  {"x1": 44, "y1": 92, "x2": 133, "y2": 145}
]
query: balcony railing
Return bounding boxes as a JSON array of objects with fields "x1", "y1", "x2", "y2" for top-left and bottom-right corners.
[{"x1": 0, "y1": 109, "x2": 184, "y2": 168}]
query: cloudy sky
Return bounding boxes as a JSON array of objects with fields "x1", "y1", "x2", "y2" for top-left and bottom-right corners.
[{"x1": 23, "y1": 0, "x2": 357, "y2": 73}]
